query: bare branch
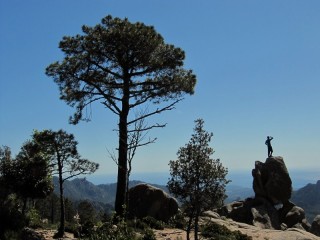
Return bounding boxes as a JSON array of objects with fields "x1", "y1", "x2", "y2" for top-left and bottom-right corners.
[
  {"x1": 128, "y1": 123, "x2": 166, "y2": 133},
  {"x1": 106, "y1": 147, "x2": 118, "y2": 166},
  {"x1": 127, "y1": 137, "x2": 157, "y2": 150},
  {"x1": 127, "y1": 99, "x2": 182, "y2": 126}
]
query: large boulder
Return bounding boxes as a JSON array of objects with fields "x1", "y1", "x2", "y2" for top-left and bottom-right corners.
[
  {"x1": 128, "y1": 183, "x2": 178, "y2": 222},
  {"x1": 217, "y1": 197, "x2": 280, "y2": 229},
  {"x1": 252, "y1": 156, "x2": 292, "y2": 204},
  {"x1": 310, "y1": 215, "x2": 320, "y2": 237},
  {"x1": 279, "y1": 200, "x2": 310, "y2": 230},
  {"x1": 251, "y1": 202, "x2": 280, "y2": 229}
]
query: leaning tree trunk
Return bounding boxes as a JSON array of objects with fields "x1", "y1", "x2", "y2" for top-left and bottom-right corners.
[{"x1": 115, "y1": 75, "x2": 129, "y2": 217}]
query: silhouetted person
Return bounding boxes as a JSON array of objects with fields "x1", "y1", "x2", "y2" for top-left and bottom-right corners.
[{"x1": 265, "y1": 136, "x2": 273, "y2": 157}]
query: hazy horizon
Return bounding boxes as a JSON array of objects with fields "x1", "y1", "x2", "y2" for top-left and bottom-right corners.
[{"x1": 85, "y1": 168, "x2": 319, "y2": 190}]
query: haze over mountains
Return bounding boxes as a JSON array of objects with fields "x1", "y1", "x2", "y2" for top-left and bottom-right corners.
[{"x1": 85, "y1": 169, "x2": 319, "y2": 189}]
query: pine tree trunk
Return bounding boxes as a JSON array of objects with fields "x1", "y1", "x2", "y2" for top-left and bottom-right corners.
[
  {"x1": 194, "y1": 214, "x2": 199, "y2": 240},
  {"x1": 115, "y1": 119, "x2": 127, "y2": 216},
  {"x1": 186, "y1": 215, "x2": 193, "y2": 240},
  {"x1": 58, "y1": 163, "x2": 65, "y2": 237},
  {"x1": 115, "y1": 74, "x2": 129, "y2": 216}
]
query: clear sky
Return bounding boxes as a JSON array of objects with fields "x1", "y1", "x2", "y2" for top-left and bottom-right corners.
[{"x1": 1, "y1": 0, "x2": 319, "y2": 181}]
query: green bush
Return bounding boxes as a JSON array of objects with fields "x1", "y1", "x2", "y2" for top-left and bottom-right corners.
[
  {"x1": 26, "y1": 208, "x2": 42, "y2": 228},
  {"x1": 141, "y1": 228, "x2": 156, "y2": 240},
  {"x1": 201, "y1": 222, "x2": 252, "y2": 240},
  {"x1": 65, "y1": 221, "x2": 79, "y2": 236},
  {"x1": 128, "y1": 216, "x2": 164, "y2": 231},
  {"x1": 3, "y1": 230, "x2": 21, "y2": 240},
  {"x1": 129, "y1": 218, "x2": 149, "y2": 230},
  {"x1": 81, "y1": 221, "x2": 95, "y2": 236},
  {"x1": 141, "y1": 216, "x2": 164, "y2": 230},
  {"x1": 83, "y1": 221, "x2": 138, "y2": 240},
  {"x1": 0, "y1": 196, "x2": 26, "y2": 239},
  {"x1": 167, "y1": 211, "x2": 187, "y2": 229}
]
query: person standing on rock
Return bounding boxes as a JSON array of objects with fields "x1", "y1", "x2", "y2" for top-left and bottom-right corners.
[{"x1": 265, "y1": 136, "x2": 273, "y2": 157}]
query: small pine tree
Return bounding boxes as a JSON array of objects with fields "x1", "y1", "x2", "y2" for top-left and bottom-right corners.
[
  {"x1": 167, "y1": 119, "x2": 229, "y2": 240},
  {"x1": 33, "y1": 129, "x2": 99, "y2": 237}
]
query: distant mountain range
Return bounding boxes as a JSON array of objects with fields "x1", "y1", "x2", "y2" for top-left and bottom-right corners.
[
  {"x1": 53, "y1": 177, "x2": 319, "y2": 221},
  {"x1": 53, "y1": 177, "x2": 168, "y2": 205}
]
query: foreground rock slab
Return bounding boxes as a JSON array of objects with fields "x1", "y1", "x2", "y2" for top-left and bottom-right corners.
[
  {"x1": 202, "y1": 214, "x2": 320, "y2": 240},
  {"x1": 153, "y1": 228, "x2": 194, "y2": 240}
]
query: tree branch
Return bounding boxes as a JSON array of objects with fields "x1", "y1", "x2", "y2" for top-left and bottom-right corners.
[
  {"x1": 128, "y1": 123, "x2": 166, "y2": 133},
  {"x1": 127, "y1": 99, "x2": 182, "y2": 126}
]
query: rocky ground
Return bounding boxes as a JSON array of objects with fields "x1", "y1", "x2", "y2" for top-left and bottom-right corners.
[
  {"x1": 34, "y1": 223, "x2": 320, "y2": 240},
  {"x1": 34, "y1": 229, "x2": 76, "y2": 240},
  {"x1": 34, "y1": 228, "x2": 192, "y2": 240},
  {"x1": 202, "y1": 216, "x2": 320, "y2": 240},
  {"x1": 153, "y1": 228, "x2": 194, "y2": 240}
]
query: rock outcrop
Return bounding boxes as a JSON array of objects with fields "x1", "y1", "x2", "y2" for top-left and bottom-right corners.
[
  {"x1": 217, "y1": 156, "x2": 316, "y2": 236},
  {"x1": 217, "y1": 197, "x2": 281, "y2": 229},
  {"x1": 202, "y1": 211, "x2": 320, "y2": 240},
  {"x1": 128, "y1": 183, "x2": 178, "y2": 222},
  {"x1": 311, "y1": 215, "x2": 320, "y2": 237},
  {"x1": 252, "y1": 156, "x2": 292, "y2": 204}
]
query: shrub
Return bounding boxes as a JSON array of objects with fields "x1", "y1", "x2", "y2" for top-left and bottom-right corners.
[
  {"x1": 64, "y1": 221, "x2": 79, "y2": 236},
  {"x1": 141, "y1": 216, "x2": 164, "y2": 230},
  {"x1": 83, "y1": 221, "x2": 138, "y2": 240},
  {"x1": 130, "y1": 218, "x2": 149, "y2": 230},
  {"x1": 167, "y1": 211, "x2": 187, "y2": 229},
  {"x1": 141, "y1": 228, "x2": 156, "y2": 240},
  {"x1": 0, "y1": 196, "x2": 26, "y2": 239},
  {"x1": 201, "y1": 222, "x2": 252, "y2": 240},
  {"x1": 80, "y1": 221, "x2": 95, "y2": 236},
  {"x1": 3, "y1": 230, "x2": 21, "y2": 240},
  {"x1": 26, "y1": 208, "x2": 42, "y2": 228}
]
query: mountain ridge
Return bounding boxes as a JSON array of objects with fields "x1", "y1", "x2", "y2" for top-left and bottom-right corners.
[
  {"x1": 291, "y1": 180, "x2": 320, "y2": 222},
  {"x1": 53, "y1": 177, "x2": 319, "y2": 221}
]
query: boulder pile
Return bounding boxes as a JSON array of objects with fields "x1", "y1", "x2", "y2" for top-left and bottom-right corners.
[{"x1": 216, "y1": 156, "x2": 320, "y2": 237}]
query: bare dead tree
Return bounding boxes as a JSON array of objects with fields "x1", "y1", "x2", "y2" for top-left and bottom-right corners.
[{"x1": 107, "y1": 107, "x2": 168, "y2": 209}]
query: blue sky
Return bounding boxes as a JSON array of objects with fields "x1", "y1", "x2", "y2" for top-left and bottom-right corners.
[{"x1": 1, "y1": 1, "x2": 319, "y2": 183}]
